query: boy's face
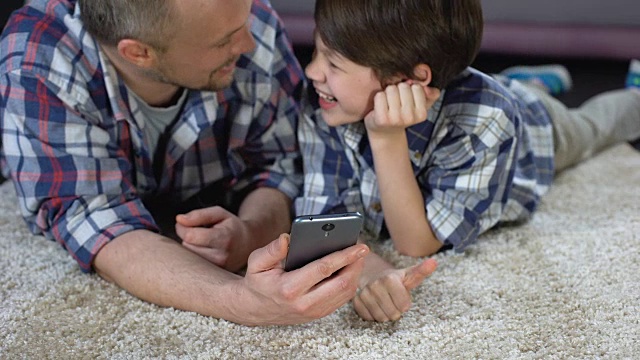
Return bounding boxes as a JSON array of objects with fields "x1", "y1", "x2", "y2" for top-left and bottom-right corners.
[{"x1": 305, "y1": 35, "x2": 383, "y2": 126}]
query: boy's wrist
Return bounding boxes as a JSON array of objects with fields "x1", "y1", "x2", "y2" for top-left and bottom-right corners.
[
  {"x1": 367, "y1": 130, "x2": 407, "y2": 151},
  {"x1": 360, "y1": 252, "x2": 395, "y2": 288}
]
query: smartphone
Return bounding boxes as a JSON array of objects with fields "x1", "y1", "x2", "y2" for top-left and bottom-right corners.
[{"x1": 284, "y1": 212, "x2": 364, "y2": 271}]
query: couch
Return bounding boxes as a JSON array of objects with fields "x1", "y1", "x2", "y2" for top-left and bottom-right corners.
[{"x1": 270, "y1": 0, "x2": 640, "y2": 60}]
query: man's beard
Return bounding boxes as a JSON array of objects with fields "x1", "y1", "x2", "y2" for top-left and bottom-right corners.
[{"x1": 144, "y1": 57, "x2": 239, "y2": 92}]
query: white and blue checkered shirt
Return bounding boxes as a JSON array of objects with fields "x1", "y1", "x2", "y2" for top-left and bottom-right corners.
[{"x1": 296, "y1": 68, "x2": 554, "y2": 252}]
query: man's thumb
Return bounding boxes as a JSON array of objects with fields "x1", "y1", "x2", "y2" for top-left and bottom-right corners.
[
  {"x1": 246, "y1": 233, "x2": 290, "y2": 274},
  {"x1": 403, "y1": 258, "x2": 437, "y2": 290}
]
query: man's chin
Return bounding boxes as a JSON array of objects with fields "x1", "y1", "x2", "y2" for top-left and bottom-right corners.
[{"x1": 200, "y1": 72, "x2": 235, "y2": 92}]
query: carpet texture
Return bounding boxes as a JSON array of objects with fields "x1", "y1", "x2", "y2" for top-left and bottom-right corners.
[{"x1": 1, "y1": 144, "x2": 639, "y2": 359}]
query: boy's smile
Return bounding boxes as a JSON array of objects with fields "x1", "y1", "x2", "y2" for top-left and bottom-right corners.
[
  {"x1": 305, "y1": 35, "x2": 383, "y2": 126},
  {"x1": 316, "y1": 89, "x2": 338, "y2": 110}
]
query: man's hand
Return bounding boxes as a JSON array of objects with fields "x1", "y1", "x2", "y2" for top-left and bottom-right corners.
[
  {"x1": 237, "y1": 233, "x2": 370, "y2": 325},
  {"x1": 175, "y1": 206, "x2": 252, "y2": 272},
  {"x1": 353, "y1": 258, "x2": 437, "y2": 322},
  {"x1": 364, "y1": 82, "x2": 440, "y2": 138}
]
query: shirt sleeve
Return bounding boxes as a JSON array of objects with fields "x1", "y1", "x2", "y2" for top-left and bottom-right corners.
[
  {"x1": 421, "y1": 109, "x2": 519, "y2": 252},
  {"x1": 1, "y1": 71, "x2": 158, "y2": 272}
]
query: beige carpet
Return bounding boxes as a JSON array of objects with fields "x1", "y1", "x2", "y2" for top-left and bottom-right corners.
[{"x1": 1, "y1": 144, "x2": 639, "y2": 359}]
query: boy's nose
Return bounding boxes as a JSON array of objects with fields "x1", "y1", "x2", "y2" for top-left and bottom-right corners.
[{"x1": 305, "y1": 61, "x2": 323, "y2": 83}]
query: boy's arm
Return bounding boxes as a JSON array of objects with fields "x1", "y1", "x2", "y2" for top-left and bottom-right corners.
[
  {"x1": 366, "y1": 83, "x2": 443, "y2": 256},
  {"x1": 369, "y1": 132, "x2": 442, "y2": 256}
]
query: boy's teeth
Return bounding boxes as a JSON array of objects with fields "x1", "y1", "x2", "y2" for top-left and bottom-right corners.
[{"x1": 318, "y1": 92, "x2": 337, "y2": 102}]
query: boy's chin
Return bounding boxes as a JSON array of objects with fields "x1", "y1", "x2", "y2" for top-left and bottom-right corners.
[{"x1": 320, "y1": 110, "x2": 361, "y2": 127}]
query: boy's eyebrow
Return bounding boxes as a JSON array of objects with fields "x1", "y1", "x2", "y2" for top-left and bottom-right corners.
[
  {"x1": 313, "y1": 30, "x2": 341, "y2": 60},
  {"x1": 318, "y1": 44, "x2": 342, "y2": 62}
]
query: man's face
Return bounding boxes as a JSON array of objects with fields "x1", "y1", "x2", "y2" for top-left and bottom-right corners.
[{"x1": 148, "y1": 0, "x2": 256, "y2": 92}]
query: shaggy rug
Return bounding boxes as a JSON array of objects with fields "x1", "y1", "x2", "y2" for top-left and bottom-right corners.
[{"x1": 1, "y1": 144, "x2": 639, "y2": 359}]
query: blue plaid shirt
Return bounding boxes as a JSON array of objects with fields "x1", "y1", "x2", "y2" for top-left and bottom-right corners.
[
  {"x1": 0, "y1": 0, "x2": 304, "y2": 271},
  {"x1": 296, "y1": 68, "x2": 554, "y2": 251}
]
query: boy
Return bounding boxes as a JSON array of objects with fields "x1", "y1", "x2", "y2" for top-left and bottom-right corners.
[{"x1": 296, "y1": 0, "x2": 640, "y2": 322}]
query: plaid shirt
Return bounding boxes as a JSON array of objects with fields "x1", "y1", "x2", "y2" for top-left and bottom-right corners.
[
  {"x1": 296, "y1": 68, "x2": 554, "y2": 251},
  {"x1": 0, "y1": 0, "x2": 304, "y2": 271}
]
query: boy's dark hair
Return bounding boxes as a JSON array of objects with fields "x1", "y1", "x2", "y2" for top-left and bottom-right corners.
[
  {"x1": 78, "y1": 0, "x2": 176, "y2": 51},
  {"x1": 315, "y1": 0, "x2": 484, "y2": 88}
]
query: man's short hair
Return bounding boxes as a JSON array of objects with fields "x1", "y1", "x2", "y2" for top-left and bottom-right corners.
[
  {"x1": 315, "y1": 0, "x2": 483, "y2": 88},
  {"x1": 79, "y1": 0, "x2": 176, "y2": 51}
]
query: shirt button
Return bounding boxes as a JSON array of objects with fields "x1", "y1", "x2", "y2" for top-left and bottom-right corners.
[{"x1": 370, "y1": 202, "x2": 382, "y2": 212}]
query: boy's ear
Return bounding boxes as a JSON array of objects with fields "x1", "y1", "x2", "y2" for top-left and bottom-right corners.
[
  {"x1": 117, "y1": 39, "x2": 157, "y2": 68},
  {"x1": 412, "y1": 64, "x2": 432, "y2": 86}
]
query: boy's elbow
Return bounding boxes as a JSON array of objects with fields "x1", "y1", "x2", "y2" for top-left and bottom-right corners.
[
  {"x1": 396, "y1": 246, "x2": 437, "y2": 258},
  {"x1": 395, "y1": 236, "x2": 443, "y2": 258}
]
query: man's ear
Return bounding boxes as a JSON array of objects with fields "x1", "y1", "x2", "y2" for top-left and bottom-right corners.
[
  {"x1": 412, "y1": 64, "x2": 432, "y2": 86},
  {"x1": 116, "y1": 39, "x2": 157, "y2": 68}
]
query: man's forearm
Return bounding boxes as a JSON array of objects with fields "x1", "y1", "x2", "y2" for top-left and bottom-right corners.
[
  {"x1": 93, "y1": 229, "x2": 246, "y2": 321},
  {"x1": 237, "y1": 187, "x2": 292, "y2": 249},
  {"x1": 94, "y1": 229, "x2": 371, "y2": 326}
]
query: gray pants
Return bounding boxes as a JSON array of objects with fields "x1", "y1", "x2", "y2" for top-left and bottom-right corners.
[{"x1": 527, "y1": 86, "x2": 640, "y2": 172}]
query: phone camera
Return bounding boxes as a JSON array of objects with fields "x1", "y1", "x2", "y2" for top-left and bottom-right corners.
[{"x1": 322, "y1": 223, "x2": 335, "y2": 231}]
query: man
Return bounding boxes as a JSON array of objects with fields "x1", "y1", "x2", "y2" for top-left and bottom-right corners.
[{"x1": 0, "y1": 0, "x2": 368, "y2": 326}]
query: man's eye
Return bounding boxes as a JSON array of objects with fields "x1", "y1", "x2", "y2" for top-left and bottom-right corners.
[{"x1": 216, "y1": 39, "x2": 232, "y2": 48}]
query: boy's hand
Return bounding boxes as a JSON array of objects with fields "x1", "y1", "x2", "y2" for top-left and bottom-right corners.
[
  {"x1": 364, "y1": 82, "x2": 440, "y2": 137},
  {"x1": 353, "y1": 258, "x2": 437, "y2": 322}
]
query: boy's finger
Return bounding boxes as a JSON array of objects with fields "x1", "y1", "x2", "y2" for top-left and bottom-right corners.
[
  {"x1": 352, "y1": 295, "x2": 375, "y2": 321},
  {"x1": 402, "y1": 258, "x2": 438, "y2": 290},
  {"x1": 411, "y1": 84, "x2": 429, "y2": 119},
  {"x1": 372, "y1": 91, "x2": 390, "y2": 124},
  {"x1": 422, "y1": 86, "x2": 441, "y2": 102},
  {"x1": 398, "y1": 83, "x2": 417, "y2": 119},
  {"x1": 384, "y1": 85, "x2": 401, "y2": 122}
]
